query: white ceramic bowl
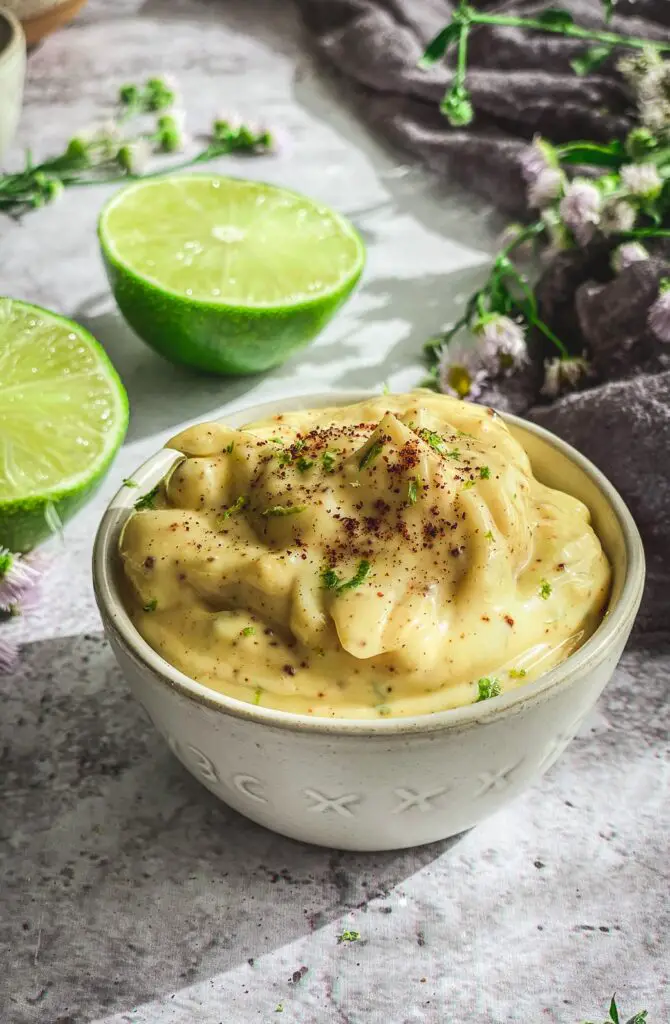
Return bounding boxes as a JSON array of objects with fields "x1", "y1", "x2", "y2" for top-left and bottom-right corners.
[
  {"x1": 0, "y1": 8, "x2": 25, "y2": 159},
  {"x1": 93, "y1": 392, "x2": 645, "y2": 851}
]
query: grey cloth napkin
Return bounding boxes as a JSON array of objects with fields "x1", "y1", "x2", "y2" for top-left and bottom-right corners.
[{"x1": 294, "y1": 0, "x2": 670, "y2": 636}]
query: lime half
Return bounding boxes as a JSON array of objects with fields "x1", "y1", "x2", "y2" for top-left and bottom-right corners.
[
  {"x1": 0, "y1": 298, "x2": 129, "y2": 552},
  {"x1": 98, "y1": 174, "x2": 365, "y2": 375}
]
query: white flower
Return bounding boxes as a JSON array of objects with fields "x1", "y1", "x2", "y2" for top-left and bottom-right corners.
[
  {"x1": 437, "y1": 337, "x2": 488, "y2": 399},
  {"x1": 541, "y1": 355, "x2": 591, "y2": 399},
  {"x1": 620, "y1": 162, "x2": 663, "y2": 198},
  {"x1": 528, "y1": 167, "x2": 565, "y2": 209},
  {"x1": 600, "y1": 199, "x2": 637, "y2": 235},
  {"x1": 647, "y1": 280, "x2": 670, "y2": 343},
  {"x1": 0, "y1": 549, "x2": 43, "y2": 613},
  {"x1": 559, "y1": 179, "x2": 602, "y2": 246},
  {"x1": 474, "y1": 315, "x2": 528, "y2": 374},
  {"x1": 611, "y1": 242, "x2": 649, "y2": 273},
  {"x1": 519, "y1": 136, "x2": 556, "y2": 183}
]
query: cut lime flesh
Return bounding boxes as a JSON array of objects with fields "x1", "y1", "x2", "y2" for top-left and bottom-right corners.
[
  {"x1": 0, "y1": 298, "x2": 129, "y2": 551},
  {"x1": 99, "y1": 174, "x2": 365, "y2": 375}
]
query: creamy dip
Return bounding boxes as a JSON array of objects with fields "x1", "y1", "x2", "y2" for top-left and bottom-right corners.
[{"x1": 119, "y1": 392, "x2": 611, "y2": 718}]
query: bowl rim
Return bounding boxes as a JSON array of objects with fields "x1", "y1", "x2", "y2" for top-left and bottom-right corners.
[
  {"x1": 93, "y1": 389, "x2": 646, "y2": 736},
  {"x1": 0, "y1": 7, "x2": 23, "y2": 64}
]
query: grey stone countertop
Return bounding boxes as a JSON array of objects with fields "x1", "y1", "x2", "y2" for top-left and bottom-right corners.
[{"x1": 0, "y1": 2, "x2": 667, "y2": 1022}]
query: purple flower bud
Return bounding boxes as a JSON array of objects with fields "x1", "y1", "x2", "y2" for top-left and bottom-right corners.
[
  {"x1": 648, "y1": 280, "x2": 670, "y2": 344},
  {"x1": 519, "y1": 136, "x2": 556, "y2": 184},
  {"x1": 474, "y1": 315, "x2": 528, "y2": 374},
  {"x1": 528, "y1": 168, "x2": 565, "y2": 210},
  {"x1": 541, "y1": 356, "x2": 592, "y2": 399},
  {"x1": 559, "y1": 180, "x2": 602, "y2": 246},
  {"x1": 620, "y1": 163, "x2": 662, "y2": 198},
  {"x1": 0, "y1": 549, "x2": 43, "y2": 613},
  {"x1": 0, "y1": 636, "x2": 18, "y2": 675},
  {"x1": 600, "y1": 199, "x2": 637, "y2": 236}
]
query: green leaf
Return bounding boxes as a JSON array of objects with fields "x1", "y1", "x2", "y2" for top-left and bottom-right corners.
[
  {"x1": 535, "y1": 7, "x2": 575, "y2": 29},
  {"x1": 571, "y1": 45, "x2": 612, "y2": 76},
  {"x1": 624, "y1": 1013, "x2": 648, "y2": 1024},
  {"x1": 603, "y1": 0, "x2": 616, "y2": 23},
  {"x1": 557, "y1": 141, "x2": 626, "y2": 168},
  {"x1": 609, "y1": 997, "x2": 620, "y2": 1024},
  {"x1": 419, "y1": 23, "x2": 462, "y2": 68},
  {"x1": 359, "y1": 440, "x2": 384, "y2": 470},
  {"x1": 134, "y1": 484, "x2": 160, "y2": 510},
  {"x1": 476, "y1": 677, "x2": 501, "y2": 702}
]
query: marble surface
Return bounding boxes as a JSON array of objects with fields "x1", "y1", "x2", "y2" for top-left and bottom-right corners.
[{"x1": 0, "y1": 2, "x2": 668, "y2": 1022}]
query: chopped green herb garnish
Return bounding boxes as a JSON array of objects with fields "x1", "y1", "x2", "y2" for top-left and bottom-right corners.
[
  {"x1": 277, "y1": 451, "x2": 292, "y2": 466},
  {"x1": 217, "y1": 495, "x2": 247, "y2": 524},
  {"x1": 337, "y1": 930, "x2": 361, "y2": 943},
  {"x1": 269, "y1": 437, "x2": 283, "y2": 444},
  {"x1": 337, "y1": 559, "x2": 371, "y2": 592},
  {"x1": 359, "y1": 440, "x2": 384, "y2": 470},
  {"x1": 479, "y1": 465, "x2": 491, "y2": 479},
  {"x1": 293, "y1": 439, "x2": 306, "y2": 453},
  {"x1": 484, "y1": 530, "x2": 494, "y2": 541},
  {"x1": 225, "y1": 441, "x2": 235, "y2": 454},
  {"x1": 509, "y1": 668, "x2": 527, "y2": 679},
  {"x1": 275, "y1": 1005, "x2": 284, "y2": 1014},
  {"x1": 122, "y1": 477, "x2": 139, "y2": 488},
  {"x1": 407, "y1": 477, "x2": 419, "y2": 505},
  {"x1": 253, "y1": 686, "x2": 263, "y2": 705},
  {"x1": 321, "y1": 450, "x2": 337, "y2": 472},
  {"x1": 262, "y1": 505, "x2": 306, "y2": 517},
  {"x1": 321, "y1": 560, "x2": 371, "y2": 593},
  {"x1": 445, "y1": 448, "x2": 461, "y2": 460},
  {"x1": 381, "y1": 381, "x2": 391, "y2": 395},
  {"x1": 241, "y1": 626, "x2": 255, "y2": 637},
  {"x1": 418, "y1": 428, "x2": 445, "y2": 454},
  {"x1": 539, "y1": 579, "x2": 552, "y2": 600},
  {"x1": 134, "y1": 484, "x2": 160, "y2": 510},
  {"x1": 462, "y1": 479, "x2": 475, "y2": 489},
  {"x1": 321, "y1": 567, "x2": 341, "y2": 590},
  {"x1": 296, "y1": 456, "x2": 314, "y2": 473},
  {"x1": 376, "y1": 705, "x2": 392, "y2": 717},
  {"x1": 143, "y1": 598, "x2": 158, "y2": 612},
  {"x1": 476, "y1": 677, "x2": 501, "y2": 702}
]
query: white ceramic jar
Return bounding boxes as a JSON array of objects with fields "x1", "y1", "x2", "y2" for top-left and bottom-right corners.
[
  {"x1": 93, "y1": 393, "x2": 645, "y2": 851},
  {"x1": 0, "y1": 8, "x2": 25, "y2": 159}
]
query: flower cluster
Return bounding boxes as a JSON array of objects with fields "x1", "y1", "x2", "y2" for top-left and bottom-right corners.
[
  {"x1": 0, "y1": 549, "x2": 44, "y2": 674},
  {"x1": 0, "y1": 77, "x2": 275, "y2": 218},
  {"x1": 421, "y1": 4, "x2": 670, "y2": 405}
]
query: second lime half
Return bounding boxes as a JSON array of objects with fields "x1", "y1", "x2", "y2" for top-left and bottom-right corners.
[{"x1": 98, "y1": 174, "x2": 365, "y2": 375}]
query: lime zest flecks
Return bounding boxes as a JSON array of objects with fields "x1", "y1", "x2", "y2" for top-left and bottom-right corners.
[
  {"x1": 122, "y1": 477, "x2": 139, "y2": 488},
  {"x1": 359, "y1": 440, "x2": 384, "y2": 470},
  {"x1": 462, "y1": 479, "x2": 475, "y2": 489},
  {"x1": 225, "y1": 441, "x2": 235, "y2": 454},
  {"x1": 262, "y1": 504, "x2": 306, "y2": 517},
  {"x1": 253, "y1": 686, "x2": 263, "y2": 705},
  {"x1": 241, "y1": 626, "x2": 255, "y2": 637},
  {"x1": 134, "y1": 484, "x2": 160, "y2": 510},
  {"x1": 540, "y1": 578, "x2": 552, "y2": 600},
  {"x1": 484, "y1": 529, "x2": 494, "y2": 540},
  {"x1": 476, "y1": 676, "x2": 501, "y2": 701},
  {"x1": 217, "y1": 494, "x2": 247, "y2": 524},
  {"x1": 509, "y1": 667, "x2": 527, "y2": 679},
  {"x1": 337, "y1": 930, "x2": 361, "y2": 943}
]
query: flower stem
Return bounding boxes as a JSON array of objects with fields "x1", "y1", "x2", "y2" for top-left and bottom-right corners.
[{"x1": 469, "y1": 10, "x2": 670, "y2": 53}]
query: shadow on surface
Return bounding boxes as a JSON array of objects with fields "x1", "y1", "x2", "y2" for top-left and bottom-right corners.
[
  {"x1": 0, "y1": 632, "x2": 465, "y2": 1024},
  {"x1": 74, "y1": 296, "x2": 261, "y2": 443}
]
